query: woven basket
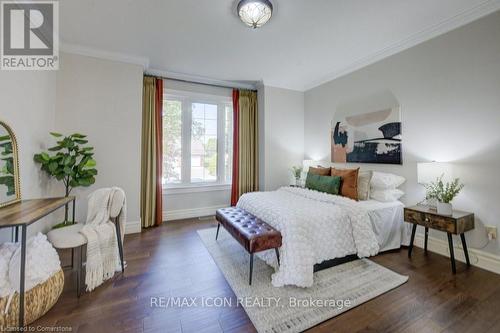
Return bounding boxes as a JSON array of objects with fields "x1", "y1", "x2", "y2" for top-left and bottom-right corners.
[{"x1": 0, "y1": 269, "x2": 64, "y2": 328}]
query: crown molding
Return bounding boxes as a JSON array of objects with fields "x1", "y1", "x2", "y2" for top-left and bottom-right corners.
[
  {"x1": 60, "y1": 43, "x2": 256, "y2": 90},
  {"x1": 303, "y1": 0, "x2": 500, "y2": 91},
  {"x1": 60, "y1": 0, "x2": 500, "y2": 92},
  {"x1": 60, "y1": 42, "x2": 257, "y2": 90},
  {"x1": 60, "y1": 42, "x2": 150, "y2": 68},
  {"x1": 146, "y1": 68, "x2": 257, "y2": 90}
]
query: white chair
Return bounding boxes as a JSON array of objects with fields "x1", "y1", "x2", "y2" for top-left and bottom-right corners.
[{"x1": 47, "y1": 189, "x2": 126, "y2": 296}]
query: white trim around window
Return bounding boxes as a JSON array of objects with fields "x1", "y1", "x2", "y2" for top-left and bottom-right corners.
[
  {"x1": 163, "y1": 88, "x2": 233, "y2": 191},
  {"x1": 164, "y1": 183, "x2": 231, "y2": 194}
]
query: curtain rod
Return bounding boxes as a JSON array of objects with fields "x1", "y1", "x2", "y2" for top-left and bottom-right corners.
[{"x1": 144, "y1": 70, "x2": 257, "y2": 91}]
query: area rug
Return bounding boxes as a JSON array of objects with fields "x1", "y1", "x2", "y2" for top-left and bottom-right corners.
[{"x1": 197, "y1": 227, "x2": 408, "y2": 333}]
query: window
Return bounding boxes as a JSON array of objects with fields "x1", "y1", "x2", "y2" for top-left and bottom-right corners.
[{"x1": 163, "y1": 89, "x2": 233, "y2": 188}]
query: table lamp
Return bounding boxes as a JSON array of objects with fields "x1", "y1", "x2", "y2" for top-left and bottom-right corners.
[{"x1": 417, "y1": 162, "x2": 454, "y2": 185}]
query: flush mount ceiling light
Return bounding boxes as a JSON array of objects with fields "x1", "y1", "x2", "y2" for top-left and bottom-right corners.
[{"x1": 237, "y1": 0, "x2": 273, "y2": 29}]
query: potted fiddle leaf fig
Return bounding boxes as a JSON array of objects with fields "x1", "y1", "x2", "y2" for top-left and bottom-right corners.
[{"x1": 34, "y1": 132, "x2": 98, "y2": 228}]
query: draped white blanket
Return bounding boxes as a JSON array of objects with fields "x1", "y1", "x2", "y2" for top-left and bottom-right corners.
[
  {"x1": 79, "y1": 188, "x2": 123, "y2": 291},
  {"x1": 1, "y1": 233, "x2": 61, "y2": 314},
  {"x1": 237, "y1": 187, "x2": 379, "y2": 288}
]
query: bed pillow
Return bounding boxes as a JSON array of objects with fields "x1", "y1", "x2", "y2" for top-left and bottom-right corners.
[
  {"x1": 370, "y1": 189, "x2": 405, "y2": 202},
  {"x1": 370, "y1": 171, "x2": 406, "y2": 190},
  {"x1": 357, "y1": 170, "x2": 373, "y2": 201},
  {"x1": 305, "y1": 173, "x2": 341, "y2": 195},
  {"x1": 331, "y1": 167, "x2": 359, "y2": 201},
  {"x1": 308, "y1": 166, "x2": 331, "y2": 176}
]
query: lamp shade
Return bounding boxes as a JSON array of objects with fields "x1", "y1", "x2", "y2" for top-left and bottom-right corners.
[{"x1": 417, "y1": 162, "x2": 454, "y2": 184}]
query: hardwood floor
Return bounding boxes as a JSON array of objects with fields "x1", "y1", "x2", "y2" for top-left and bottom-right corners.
[{"x1": 33, "y1": 218, "x2": 500, "y2": 333}]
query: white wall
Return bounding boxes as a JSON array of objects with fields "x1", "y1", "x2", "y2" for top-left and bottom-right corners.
[
  {"x1": 55, "y1": 53, "x2": 143, "y2": 231},
  {"x1": 164, "y1": 188, "x2": 230, "y2": 221},
  {"x1": 0, "y1": 71, "x2": 56, "y2": 241},
  {"x1": 262, "y1": 86, "x2": 304, "y2": 190},
  {"x1": 304, "y1": 11, "x2": 500, "y2": 254}
]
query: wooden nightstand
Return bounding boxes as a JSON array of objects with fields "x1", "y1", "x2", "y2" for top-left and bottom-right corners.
[{"x1": 404, "y1": 205, "x2": 475, "y2": 274}]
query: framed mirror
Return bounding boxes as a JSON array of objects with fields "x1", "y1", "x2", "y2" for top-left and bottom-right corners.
[{"x1": 0, "y1": 121, "x2": 21, "y2": 207}]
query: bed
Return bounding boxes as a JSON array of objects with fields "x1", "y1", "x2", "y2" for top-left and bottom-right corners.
[
  {"x1": 236, "y1": 187, "x2": 410, "y2": 288},
  {"x1": 360, "y1": 199, "x2": 411, "y2": 251}
]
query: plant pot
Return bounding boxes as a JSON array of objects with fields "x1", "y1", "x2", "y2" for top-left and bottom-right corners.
[{"x1": 437, "y1": 202, "x2": 452, "y2": 215}]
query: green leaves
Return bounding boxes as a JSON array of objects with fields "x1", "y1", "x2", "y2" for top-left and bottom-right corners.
[
  {"x1": 48, "y1": 161, "x2": 58, "y2": 173},
  {"x1": 85, "y1": 158, "x2": 96, "y2": 168},
  {"x1": 291, "y1": 166, "x2": 303, "y2": 178},
  {"x1": 78, "y1": 177, "x2": 95, "y2": 186},
  {"x1": 425, "y1": 175, "x2": 464, "y2": 204},
  {"x1": 48, "y1": 145, "x2": 63, "y2": 151},
  {"x1": 34, "y1": 132, "x2": 98, "y2": 196}
]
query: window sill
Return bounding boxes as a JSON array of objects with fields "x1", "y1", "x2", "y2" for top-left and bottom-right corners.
[{"x1": 164, "y1": 183, "x2": 231, "y2": 195}]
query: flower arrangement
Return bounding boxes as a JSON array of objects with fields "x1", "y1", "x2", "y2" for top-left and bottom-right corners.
[
  {"x1": 291, "y1": 166, "x2": 302, "y2": 180},
  {"x1": 425, "y1": 175, "x2": 464, "y2": 204}
]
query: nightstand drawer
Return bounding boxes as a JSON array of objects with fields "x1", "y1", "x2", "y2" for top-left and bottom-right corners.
[{"x1": 404, "y1": 208, "x2": 474, "y2": 234}]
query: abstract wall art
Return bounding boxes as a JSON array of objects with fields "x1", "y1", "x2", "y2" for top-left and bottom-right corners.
[{"x1": 331, "y1": 106, "x2": 402, "y2": 164}]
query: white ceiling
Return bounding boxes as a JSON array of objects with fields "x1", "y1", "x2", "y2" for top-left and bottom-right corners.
[{"x1": 60, "y1": 0, "x2": 500, "y2": 91}]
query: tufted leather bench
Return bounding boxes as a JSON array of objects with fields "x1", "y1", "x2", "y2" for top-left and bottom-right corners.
[{"x1": 215, "y1": 207, "x2": 282, "y2": 285}]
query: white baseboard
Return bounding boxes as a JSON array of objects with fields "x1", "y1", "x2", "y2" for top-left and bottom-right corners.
[
  {"x1": 163, "y1": 205, "x2": 228, "y2": 221},
  {"x1": 124, "y1": 220, "x2": 141, "y2": 234},
  {"x1": 414, "y1": 233, "x2": 500, "y2": 275}
]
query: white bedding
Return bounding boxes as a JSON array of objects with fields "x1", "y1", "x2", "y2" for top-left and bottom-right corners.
[
  {"x1": 237, "y1": 187, "x2": 380, "y2": 288},
  {"x1": 237, "y1": 187, "x2": 410, "y2": 288},
  {"x1": 358, "y1": 200, "x2": 411, "y2": 252}
]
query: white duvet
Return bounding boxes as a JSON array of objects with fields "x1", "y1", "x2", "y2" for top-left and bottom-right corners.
[{"x1": 237, "y1": 187, "x2": 379, "y2": 288}]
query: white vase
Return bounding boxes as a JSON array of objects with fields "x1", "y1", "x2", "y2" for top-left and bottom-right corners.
[
  {"x1": 437, "y1": 202, "x2": 452, "y2": 215},
  {"x1": 426, "y1": 197, "x2": 437, "y2": 208},
  {"x1": 294, "y1": 177, "x2": 301, "y2": 187}
]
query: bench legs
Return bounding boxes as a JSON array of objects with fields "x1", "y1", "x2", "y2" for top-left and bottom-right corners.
[
  {"x1": 248, "y1": 248, "x2": 280, "y2": 286},
  {"x1": 215, "y1": 220, "x2": 281, "y2": 286},
  {"x1": 249, "y1": 253, "x2": 254, "y2": 285}
]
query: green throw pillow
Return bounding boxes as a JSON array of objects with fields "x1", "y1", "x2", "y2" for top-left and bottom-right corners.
[{"x1": 305, "y1": 173, "x2": 342, "y2": 195}]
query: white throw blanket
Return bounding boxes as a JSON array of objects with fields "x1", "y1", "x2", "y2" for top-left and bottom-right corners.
[
  {"x1": 237, "y1": 187, "x2": 379, "y2": 288},
  {"x1": 1, "y1": 233, "x2": 61, "y2": 314},
  {"x1": 79, "y1": 187, "x2": 124, "y2": 291}
]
